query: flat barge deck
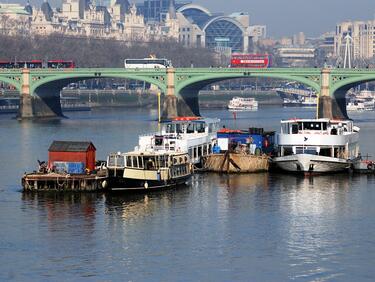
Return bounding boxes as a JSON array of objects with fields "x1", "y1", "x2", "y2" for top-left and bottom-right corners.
[{"x1": 22, "y1": 172, "x2": 108, "y2": 192}]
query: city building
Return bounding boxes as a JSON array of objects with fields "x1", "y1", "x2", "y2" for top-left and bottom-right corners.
[
  {"x1": 335, "y1": 19, "x2": 375, "y2": 60},
  {"x1": 0, "y1": 3, "x2": 31, "y2": 35},
  {"x1": 176, "y1": 3, "x2": 256, "y2": 53},
  {"x1": 0, "y1": 0, "x2": 264, "y2": 55}
]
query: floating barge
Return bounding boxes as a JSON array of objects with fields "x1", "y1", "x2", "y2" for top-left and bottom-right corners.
[
  {"x1": 22, "y1": 172, "x2": 107, "y2": 191},
  {"x1": 204, "y1": 152, "x2": 269, "y2": 173},
  {"x1": 204, "y1": 127, "x2": 274, "y2": 173},
  {"x1": 22, "y1": 141, "x2": 108, "y2": 192}
]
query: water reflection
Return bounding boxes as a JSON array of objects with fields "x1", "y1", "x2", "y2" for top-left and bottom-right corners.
[{"x1": 21, "y1": 192, "x2": 103, "y2": 235}]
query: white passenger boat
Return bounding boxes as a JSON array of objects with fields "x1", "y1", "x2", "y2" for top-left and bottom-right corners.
[
  {"x1": 273, "y1": 118, "x2": 360, "y2": 173},
  {"x1": 138, "y1": 117, "x2": 220, "y2": 166},
  {"x1": 346, "y1": 99, "x2": 374, "y2": 111},
  {"x1": 228, "y1": 97, "x2": 258, "y2": 111},
  {"x1": 300, "y1": 95, "x2": 317, "y2": 107},
  {"x1": 283, "y1": 98, "x2": 301, "y2": 107},
  {"x1": 106, "y1": 150, "x2": 191, "y2": 191}
]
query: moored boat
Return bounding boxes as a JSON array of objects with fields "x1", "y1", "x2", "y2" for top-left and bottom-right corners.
[
  {"x1": 273, "y1": 118, "x2": 360, "y2": 173},
  {"x1": 106, "y1": 150, "x2": 192, "y2": 191},
  {"x1": 138, "y1": 117, "x2": 220, "y2": 166},
  {"x1": 204, "y1": 127, "x2": 274, "y2": 173}
]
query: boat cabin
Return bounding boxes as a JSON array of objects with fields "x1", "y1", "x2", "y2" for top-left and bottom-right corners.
[
  {"x1": 107, "y1": 151, "x2": 191, "y2": 181},
  {"x1": 215, "y1": 127, "x2": 275, "y2": 155},
  {"x1": 138, "y1": 117, "x2": 220, "y2": 164},
  {"x1": 277, "y1": 118, "x2": 360, "y2": 159}
]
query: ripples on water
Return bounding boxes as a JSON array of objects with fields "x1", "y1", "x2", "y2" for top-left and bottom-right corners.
[{"x1": 0, "y1": 107, "x2": 375, "y2": 281}]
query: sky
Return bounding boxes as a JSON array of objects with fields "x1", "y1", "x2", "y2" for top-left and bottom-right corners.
[
  {"x1": 14, "y1": 0, "x2": 375, "y2": 37},
  {"x1": 196, "y1": 0, "x2": 375, "y2": 37}
]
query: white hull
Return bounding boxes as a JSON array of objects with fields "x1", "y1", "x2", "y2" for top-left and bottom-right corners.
[
  {"x1": 228, "y1": 106, "x2": 258, "y2": 111},
  {"x1": 273, "y1": 154, "x2": 350, "y2": 173}
]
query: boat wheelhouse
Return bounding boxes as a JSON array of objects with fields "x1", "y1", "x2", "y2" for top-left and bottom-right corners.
[
  {"x1": 138, "y1": 117, "x2": 220, "y2": 165},
  {"x1": 106, "y1": 150, "x2": 191, "y2": 191},
  {"x1": 273, "y1": 118, "x2": 360, "y2": 173},
  {"x1": 228, "y1": 97, "x2": 258, "y2": 111}
]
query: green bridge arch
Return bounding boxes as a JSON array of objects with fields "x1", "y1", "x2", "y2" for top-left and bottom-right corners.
[
  {"x1": 174, "y1": 68, "x2": 322, "y2": 95},
  {"x1": 0, "y1": 71, "x2": 22, "y2": 92},
  {"x1": 29, "y1": 69, "x2": 168, "y2": 94}
]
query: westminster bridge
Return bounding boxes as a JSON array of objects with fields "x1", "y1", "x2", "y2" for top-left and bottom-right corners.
[{"x1": 1, "y1": 67, "x2": 375, "y2": 119}]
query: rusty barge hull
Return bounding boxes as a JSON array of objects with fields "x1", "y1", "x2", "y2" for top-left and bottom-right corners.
[
  {"x1": 204, "y1": 153, "x2": 269, "y2": 173},
  {"x1": 22, "y1": 173, "x2": 107, "y2": 191}
]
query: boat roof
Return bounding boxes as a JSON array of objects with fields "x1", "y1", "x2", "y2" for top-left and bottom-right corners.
[
  {"x1": 49, "y1": 141, "x2": 96, "y2": 152},
  {"x1": 112, "y1": 151, "x2": 188, "y2": 157},
  {"x1": 280, "y1": 118, "x2": 352, "y2": 124},
  {"x1": 161, "y1": 117, "x2": 220, "y2": 124}
]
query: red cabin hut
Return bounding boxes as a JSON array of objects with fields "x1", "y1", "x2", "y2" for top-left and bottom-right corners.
[{"x1": 48, "y1": 141, "x2": 96, "y2": 173}]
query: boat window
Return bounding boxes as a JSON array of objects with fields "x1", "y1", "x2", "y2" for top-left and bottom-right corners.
[
  {"x1": 176, "y1": 124, "x2": 183, "y2": 134},
  {"x1": 319, "y1": 148, "x2": 331, "y2": 157},
  {"x1": 138, "y1": 156, "x2": 143, "y2": 168},
  {"x1": 303, "y1": 122, "x2": 322, "y2": 130},
  {"x1": 188, "y1": 148, "x2": 192, "y2": 158},
  {"x1": 132, "y1": 156, "x2": 138, "y2": 168},
  {"x1": 166, "y1": 124, "x2": 175, "y2": 133},
  {"x1": 187, "y1": 123, "x2": 195, "y2": 133},
  {"x1": 198, "y1": 146, "x2": 202, "y2": 157},
  {"x1": 284, "y1": 147, "x2": 293, "y2": 156},
  {"x1": 298, "y1": 122, "x2": 303, "y2": 130},
  {"x1": 125, "y1": 156, "x2": 131, "y2": 167},
  {"x1": 291, "y1": 124, "x2": 299, "y2": 134},
  {"x1": 208, "y1": 144, "x2": 212, "y2": 153},
  {"x1": 108, "y1": 155, "x2": 125, "y2": 167},
  {"x1": 197, "y1": 123, "x2": 205, "y2": 133},
  {"x1": 145, "y1": 157, "x2": 156, "y2": 169},
  {"x1": 117, "y1": 156, "x2": 125, "y2": 167},
  {"x1": 296, "y1": 147, "x2": 317, "y2": 155},
  {"x1": 159, "y1": 155, "x2": 167, "y2": 167},
  {"x1": 203, "y1": 144, "x2": 207, "y2": 155},
  {"x1": 155, "y1": 136, "x2": 163, "y2": 146},
  {"x1": 193, "y1": 147, "x2": 197, "y2": 158},
  {"x1": 322, "y1": 123, "x2": 327, "y2": 130}
]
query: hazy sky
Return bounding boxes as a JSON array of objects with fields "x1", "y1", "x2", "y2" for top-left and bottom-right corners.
[
  {"x1": 18, "y1": 0, "x2": 375, "y2": 37},
  {"x1": 196, "y1": 0, "x2": 375, "y2": 37}
]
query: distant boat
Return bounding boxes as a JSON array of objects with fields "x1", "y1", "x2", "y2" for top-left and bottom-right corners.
[
  {"x1": 300, "y1": 95, "x2": 317, "y2": 107},
  {"x1": 346, "y1": 99, "x2": 374, "y2": 111},
  {"x1": 228, "y1": 97, "x2": 258, "y2": 111}
]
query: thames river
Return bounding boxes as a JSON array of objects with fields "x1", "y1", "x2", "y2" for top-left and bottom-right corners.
[{"x1": 1, "y1": 106, "x2": 375, "y2": 281}]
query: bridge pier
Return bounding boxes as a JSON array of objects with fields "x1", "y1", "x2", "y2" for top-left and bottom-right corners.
[
  {"x1": 317, "y1": 68, "x2": 333, "y2": 119},
  {"x1": 161, "y1": 68, "x2": 198, "y2": 119},
  {"x1": 18, "y1": 70, "x2": 63, "y2": 120}
]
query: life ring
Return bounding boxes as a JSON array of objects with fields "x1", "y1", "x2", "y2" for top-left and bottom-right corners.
[
  {"x1": 263, "y1": 138, "x2": 269, "y2": 148},
  {"x1": 367, "y1": 162, "x2": 374, "y2": 170}
]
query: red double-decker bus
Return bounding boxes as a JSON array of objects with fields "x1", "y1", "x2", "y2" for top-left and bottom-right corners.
[
  {"x1": 47, "y1": 60, "x2": 75, "y2": 69},
  {"x1": 230, "y1": 54, "x2": 271, "y2": 68}
]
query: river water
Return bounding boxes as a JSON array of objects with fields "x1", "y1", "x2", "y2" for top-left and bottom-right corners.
[{"x1": 0, "y1": 107, "x2": 375, "y2": 281}]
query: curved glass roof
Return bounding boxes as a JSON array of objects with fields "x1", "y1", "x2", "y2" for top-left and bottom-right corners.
[{"x1": 204, "y1": 18, "x2": 244, "y2": 52}]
